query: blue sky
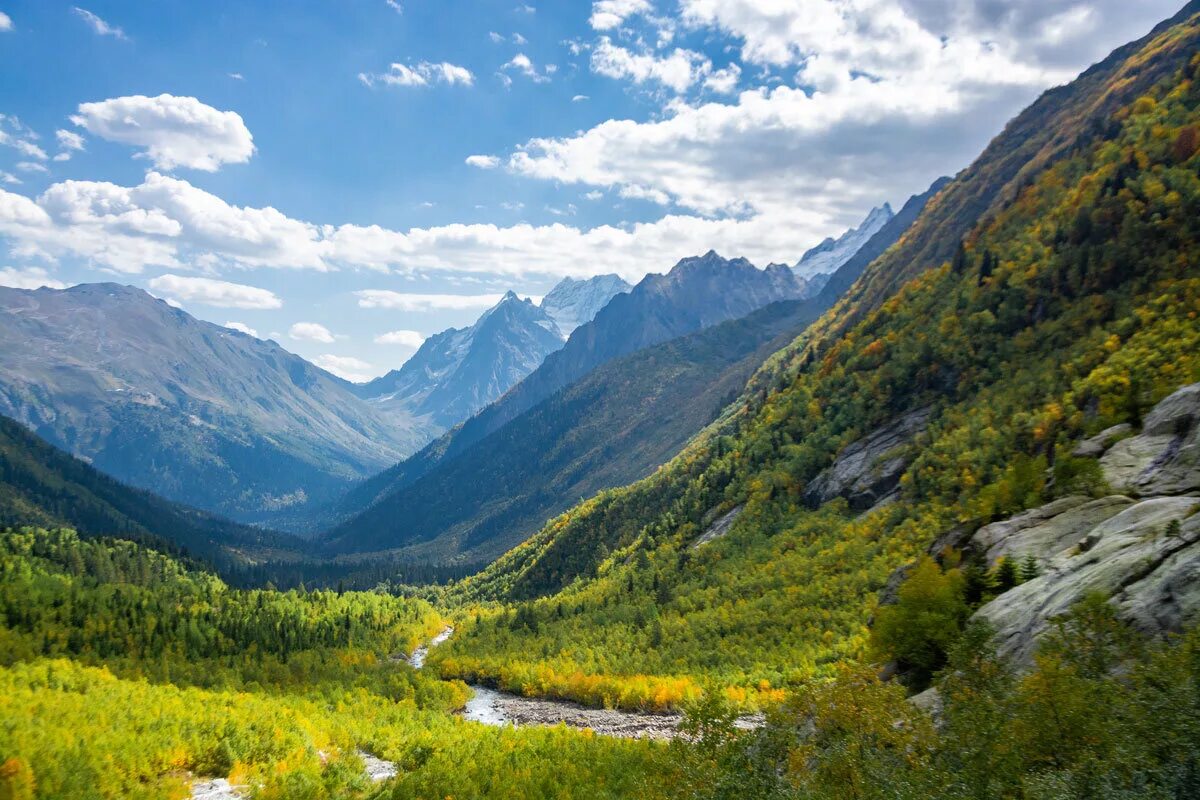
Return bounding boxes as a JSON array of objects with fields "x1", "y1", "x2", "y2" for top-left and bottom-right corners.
[{"x1": 0, "y1": 0, "x2": 1185, "y2": 380}]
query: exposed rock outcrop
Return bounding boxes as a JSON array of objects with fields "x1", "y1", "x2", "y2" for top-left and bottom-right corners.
[
  {"x1": 974, "y1": 496, "x2": 1199, "y2": 666},
  {"x1": 1101, "y1": 383, "x2": 1200, "y2": 496},
  {"x1": 692, "y1": 506, "x2": 744, "y2": 549},
  {"x1": 804, "y1": 406, "x2": 932, "y2": 511}
]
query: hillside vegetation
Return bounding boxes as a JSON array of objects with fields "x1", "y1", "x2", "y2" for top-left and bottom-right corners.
[{"x1": 429, "y1": 15, "x2": 1200, "y2": 712}]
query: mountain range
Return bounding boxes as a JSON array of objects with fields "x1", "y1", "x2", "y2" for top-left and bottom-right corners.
[
  {"x1": 353, "y1": 275, "x2": 629, "y2": 431},
  {"x1": 793, "y1": 203, "x2": 894, "y2": 278},
  {"x1": 316, "y1": 182, "x2": 946, "y2": 563}
]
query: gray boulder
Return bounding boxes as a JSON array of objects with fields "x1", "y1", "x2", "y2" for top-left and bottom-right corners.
[
  {"x1": 1072, "y1": 423, "x2": 1133, "y2": 457},
  {"x1": 1101, "y1": 382, "x2": 1200, "y2": 496},
  {"x1": 804, "y1": 406, "x2": 933, "y2": 512},
  {"x1": 974, "y1": 495, "x2": 1200, "y2": 666}
]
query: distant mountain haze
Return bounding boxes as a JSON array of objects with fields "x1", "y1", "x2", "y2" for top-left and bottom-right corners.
[
  {"x1": 354, "y1": 275, "x2": 630, "y2": 430},
  {"x1": 0, "y1": 283, "x2": 431, "y2": 524}
]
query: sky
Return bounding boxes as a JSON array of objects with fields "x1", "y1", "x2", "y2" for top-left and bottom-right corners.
[{"x1": 0, "y1": 0, "x2": 1186, "y2": 381}]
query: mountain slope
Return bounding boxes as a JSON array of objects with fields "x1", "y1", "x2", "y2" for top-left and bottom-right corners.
[
  {"x1": 355, "y1": 292, "x2": 567, "y2": 430},
  {"x1": 793, "y1": 203, "x2": 894, "y2": 278},
  {"x1": 320, "y1": 181, "x2": 946, "y2": 562},
  {"x1": 540, "y1": 274, "x2": 632, "y2": 336},
  {"x1": 0, "y1": 283, "x2": 428, "y2": 524},
  {"x1": 427, "y1": 9, "x2": 1200, "y2": 707},
  {"x1": 341, "y1": 254, "x2": 809, "y2": 513},
  {"x1": 0, "y1": 413, "x2": 293, "y2": 569}
]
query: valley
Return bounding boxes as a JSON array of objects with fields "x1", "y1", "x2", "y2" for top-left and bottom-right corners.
[{"x1": 2, "y1": 2, "x2": 1200, "y2": 800}]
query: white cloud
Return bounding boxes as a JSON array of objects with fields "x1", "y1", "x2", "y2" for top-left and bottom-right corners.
[
  {"x1": 359, "y1": 61, "x2": 474, "y2": 88},
  {"x1": 489, "y1": 31, "x2": 505, "y2": 43},
  {"x1": 72, "y1": 7, "x2": 127, "y2": 40},
  {"x1": 589, "y1": 0, "x2": 651, "y2": 31},
  {"x1": 53, "y1": 129, "x2": 85, "y2": 162},
  {"x1": 704, "y1": 63, "x2": 741, "y2": 94},
  {"x1": 375, "y1": 329, "x2": 425, "y2": 347},
  {"x1": 228, "y1": 72, "x2": 245, "y2": 81},
  {"x1": 56, "y1": 130, "x2": 85, "y2": 152},
  {"x1": 0, "y1": 266, "x2": 66, "y2": 290},
  {"x1": 572, "y1": 94, "x2": 590, "y2": 102},
  {"x1": 223, "y1": 321, "x2": 259, "y2": 337},
  {"x1": 466, "y1": 154, "x2": 501, "y2": 169},
  {"x1": 289, "y1": 321, "x2": 336, "y2": 343},
  {"x1": 0, "y1": 12, "x2": 12, "y2": 32},
  {"x1": 0, "y1": 171, "x2": 329, "y2": 273},
  {"x1": 355, "y1": 291, "x2": 508, "y2": 311},
  {"x1": 0, "y1": 117, "x2": 48, "y2": 161},
  {"x1": 590, "y1": 38, "x2": 711, "y2": 93},
  {"x1": 71, "y1": 94, "x2": 254, "y2": 172},
  {"x1": 500, "y1": 201, "x2": 524, "y2": 211},
  {"x1": 148, "y1": 274, "x2": 283, "y2": 309},
  {"x1": 503, "y1": 53, "x2": 552, "y2": 83},
  {"x1": 386, "y1": 0, "x2": 403, "y2": 13},
  {"x1": 513, "y1": 32, "x2": 528, "y2": 45},
  {"x1": 313, "y1": 354, "x2": 376, "y2": 382},
  {"x1": 15, "y1": 162, "x2": 47, "y2": 174},
  {"x1": 0, "y1": 172, "x2": 19, "y2": 185}
]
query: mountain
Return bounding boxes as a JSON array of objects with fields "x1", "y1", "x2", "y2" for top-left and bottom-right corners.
[
  {"x1": 322, "y1": 252, "x2": 812, "y2": 532},
  {"x1": 354, "y1": 292, "x2": 565, "y2": 430},
  {"x1": 427, "y1": 4, "x2": 1200, "y2": 706},
  {"x1": 0, "y1": 283, "x2": 429, "y2": 524},
  {"x1": 354, "y1": 275, "x2": 629, "y2": 434},
  {"x1": 0, "y1": 412, "x2": 294, "y2": 570},
  {"x1": 793, "y1": 203, "x2": 894, "y2": 278},
  {"x1": 319, "y1": 183, "x2": 944, "y2": 561},
  {"x1": 540, "y1": 274, "x2": 632, "y2": 336}
]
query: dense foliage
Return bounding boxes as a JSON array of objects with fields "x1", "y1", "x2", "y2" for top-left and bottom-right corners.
[
  {"x1": 431, "y1": 35, "x2": 1200, "y2": 709},
  {"x1": 0, "y1": 529, "x2": 678, "y2": 799},
  {"x1": 677, "y1": 600, "x2": 1200, "y2": 800}
]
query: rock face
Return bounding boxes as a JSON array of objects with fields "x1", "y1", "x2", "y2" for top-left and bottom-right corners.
[
  {"x1": 1101, "y1": 383, "x2": 1200, "y2": 496},
  {"x1": 968, "y1": 383, "x2": 1200, "y2": 667},
  {"x1": 975, "y1": 495, "x2": 1199, "y2": 665},
  {"x1": 804, "y1": 406, "x2": 933, "y2": 511},
  {"x1": 693, "y1": 506, "x2": 744, "y2": 549},
  {"x1": 794, "y1": 204, "x2": 895, "y2": 279}
]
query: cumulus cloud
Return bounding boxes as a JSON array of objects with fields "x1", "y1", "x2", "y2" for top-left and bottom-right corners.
[
  {"x1": 53, "y1": 129, "x2": 86, "y2": 162},
  {"x1": 0, "y1": 172, "x2": 20, "y2": 185},
  {"x1": 375, "y1": 329, "x2": 425, "y2": 347},
  {"x1": 0, "y1": 266, "x2": 67, "y2": 290},
  {"x1": 15, "y1": 162, "x2": 46, "y2": 174},
  {"x1": 223, "y1": 321, "x2": 259, "y2": 338},
  {"x1": 466, "y1": 154, "x2": 501, "y2": 169},
  {"x1": 72, "y1": 7, "x2": 127, "y2": 40},
  {"x1": 589, "y1": 0, "x2": 651, "y2": 30},
  {"x1": 70, "y1": 94, "x2": 254, "y2": 172},
  {"x1": 591, "y1": 38, "x2": 711, "y2": 93},
  {"x1": 0, "y1": 12, "x2": 12, "y2": 32},
  {"x1": 359, "y1": 61, "x2": 474, "y2": 88},
  {"x1": 289, "y1": 322, "x2": 336, "y2": 343},
  {"x1": 148, "y1": 274, "x2": 283, "y2": 309},
  {"x1": 313, "y1": 354, "x2": 376, "y2": 383},
  {"x1": 502, "y1": 53, "x2": 552, "y2": 83}
]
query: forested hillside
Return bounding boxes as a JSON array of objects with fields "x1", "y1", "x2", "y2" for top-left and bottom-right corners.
[
  {"x1": 429, "y1": 11, "x2": 1200, "y2": 711},
  {"x1": 0, "y1": 528, "x2": 679, "y2": 799},
  {"x1": 0, "y1": 415, "x2": 295, "y2": 570}
]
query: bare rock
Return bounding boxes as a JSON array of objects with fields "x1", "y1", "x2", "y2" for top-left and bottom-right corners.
[
  {"x1": 974, "y1": 495, "x2": 1200, "y2": 666},
  {"x1": 1101, "y1": 383, "x2": 1200, "y2": 496},
  {"x1": 693, "y1": 505, "x2": 743, "y2": 548},
  {"x1": 804, "y1": 406, "x2": 933, "y2": 512},
  {"x1": 1073, "y1": 423, "x2": 1133, "y2": 457},
  {"x1": 971, "y1": 495, "x2": 1133, "y2": 564}
]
